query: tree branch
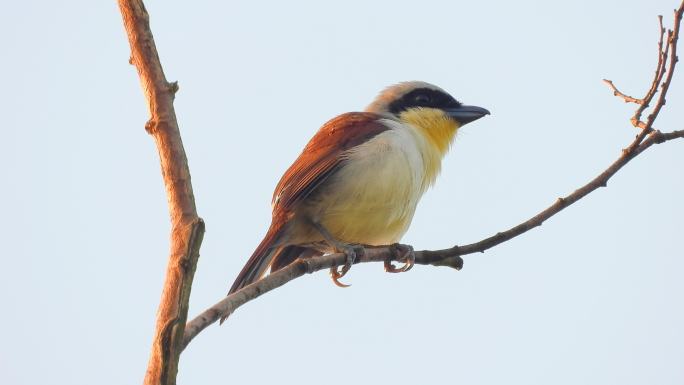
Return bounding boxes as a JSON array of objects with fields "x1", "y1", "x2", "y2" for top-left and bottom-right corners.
[
  {"x1": 182, "y1": 127, "x2": 684, "y2": 350},
  {"x1": 182, "y1": 0, "x2": 684, "y2": 351},
  {"x1": 602, "y1": 16, "x2": 667, "y2": 108},
  {"x1": 118, "y1": 1, "x2": 204, "y2": 385},
  {"x1": 604, "y1": 2, "x2": 684, "y2": 131},
  {"x1": 636, "y1": 16, "x2": 670, "y2": 129},
  {"x1": 601, "y1": 79, "x2": 643, "y2": 104}
]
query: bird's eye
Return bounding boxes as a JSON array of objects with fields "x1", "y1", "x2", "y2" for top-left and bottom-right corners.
[{"x1": 414, "y1": 93, "x2": 431, "y2": 104}]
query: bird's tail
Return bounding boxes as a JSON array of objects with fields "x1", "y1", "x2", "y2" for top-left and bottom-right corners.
[
  {"x1": 223, "y1": 223, "x2": 311, "y2": 324},
  {"x1": 228, "y1": 225, "x2": 284, "y2": 296}
]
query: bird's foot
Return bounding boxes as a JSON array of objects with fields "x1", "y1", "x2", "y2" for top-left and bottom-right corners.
[
  {"x1": 329, "y1": 243, "x2": 364, "y2": 288},
  {"x1": 385, "y1": 243, "x2": 415, "y2": 273}
]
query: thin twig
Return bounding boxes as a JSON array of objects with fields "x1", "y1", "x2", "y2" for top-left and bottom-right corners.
[
  {"x1": 603, "y1": 17, "x2": 667, "y2": 128},
  {"x1": 633, "y1": 15, "x2": 667, "y2": 120},
  {"x1": 655, "y1": 128, "x2": 684, "y2": 142},
  {"x1": 602, "y1": 79, "x2": 643, "y2": 104},
  {"x1": 626, "y1": 5, "x2": 682, "y2": 151},
  {"x1": 644, "y1": 5, "x2": 683, "y2": 129},
  {"x1": 118, "y1": 1, "x2": 205, "y2": 385},
  {"x1": 604, "y1": 8, "x2": 681, "y2": 130}
]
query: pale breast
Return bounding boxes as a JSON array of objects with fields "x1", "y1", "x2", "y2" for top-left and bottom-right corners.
[{"x1": 303, "y1": 122, "x2": 431, "y2": 245}]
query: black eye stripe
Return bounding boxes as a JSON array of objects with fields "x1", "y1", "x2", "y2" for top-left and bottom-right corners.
[{"x1": 388, "y1": 88, "x2": 461, "y2": 114}]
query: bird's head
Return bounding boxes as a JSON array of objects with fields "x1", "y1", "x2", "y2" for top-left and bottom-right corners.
[{"x1": 365, "y1": 81, "x2": 490, "y2": 153}]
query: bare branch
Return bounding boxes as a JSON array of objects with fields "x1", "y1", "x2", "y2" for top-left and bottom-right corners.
[
  {"x1": 644, "y1": 5, "x2": 683, "y2": 130},
  {"x1": 602, "y1": 79, "x2": 643, "y2": 104},
  {"x1": 604, "y1": 2, "x2": 683, "y2": 130},
  {"x1": 633, "y1": 15, "x2": 668, "y2": 126},
  {"x1": 182, "y1": 123, "x2": 684, "y2": 350},
  {"x1": 625, "y1": 4, "x2": 682, "y2": 149},
  {"x1": 655, "y1": 128, "x2": 684, "y2": 142},
  {"x1": 118, "y1": 1, "x2": 204, "y2": 384},
  {"x1": 182, "y1": 247, "x2": 462, "y2": 350}
]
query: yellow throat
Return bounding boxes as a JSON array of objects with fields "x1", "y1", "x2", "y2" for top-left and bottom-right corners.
[{"x1": 399, "y1": 107, "x2": 460, "y2": 187}]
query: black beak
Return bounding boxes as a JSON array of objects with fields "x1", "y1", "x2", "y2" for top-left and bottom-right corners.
[{"x1": 444, "y1": 105, "x2": 490, "y2": 125}]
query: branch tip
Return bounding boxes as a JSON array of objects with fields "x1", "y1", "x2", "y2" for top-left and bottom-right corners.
[
  {"x1": 602, "y1": 79, "x2": 643, "y2": 104},
  {"x1": 435, "y1": 256, "x2": 464, "y2": 270}
]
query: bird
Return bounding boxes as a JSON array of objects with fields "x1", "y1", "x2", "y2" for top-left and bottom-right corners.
[{"x1": 227, "y1": 81, "x2": 489, "y2": 299}]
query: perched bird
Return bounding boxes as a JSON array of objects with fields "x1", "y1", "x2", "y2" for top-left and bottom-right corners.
[{"x1": 228, "y1": 81, "x2": 489, "y2": 297}]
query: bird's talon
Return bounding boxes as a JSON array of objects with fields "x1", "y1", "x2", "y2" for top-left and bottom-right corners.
[
  {"x1": 384, "y1": 259, "x2": 400, "y2": 273},
  {"x1": 329, "y1": 244, "x2": 357, "y2": 288},
  {"x1": 385, "y1": 243, "x2": 415, "y2": 273},
  {"x1": 330, "y1": 266, "x2": 351, "y2": 287}
]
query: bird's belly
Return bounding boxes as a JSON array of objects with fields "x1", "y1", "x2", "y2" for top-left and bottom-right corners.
[{"x1": 303, "y1": 129, "x2": 425, "y2": 245}]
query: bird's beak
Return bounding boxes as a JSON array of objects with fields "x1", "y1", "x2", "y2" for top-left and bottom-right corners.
[{"x1": 444, "y1": 105, "x2": 490, "y2": 125}]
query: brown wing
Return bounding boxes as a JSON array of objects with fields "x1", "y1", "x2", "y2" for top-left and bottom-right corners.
[
  {"x1": 271, "y1": 112, "x2": 390, "y2": 211},
  {"x1": 226, "y1": 112, "x2": 390, "y2": 299}
]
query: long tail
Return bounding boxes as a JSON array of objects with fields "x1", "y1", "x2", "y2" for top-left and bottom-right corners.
[
  {"x1": 224, "y1": 222, "x2": 323, "y2": 323},
  {"x1": 228, "y1": 225, "x2": 284, "y2": 295},
  {"x1": 228, "y1": 238, "x2": 319, "y2": 295},
  {"x1": 222, "y1": 224, "x2": 310, "y2": 324}
]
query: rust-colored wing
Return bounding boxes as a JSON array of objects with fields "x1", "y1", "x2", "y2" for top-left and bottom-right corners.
[
  {"x1": 226, "y1": 112, "x2": 390, "y2": 299},
  {"x1": 272, "y1": 112, "x2": 390, "y2": 211}
]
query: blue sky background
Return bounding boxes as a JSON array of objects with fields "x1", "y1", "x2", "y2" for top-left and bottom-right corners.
[{"x1": 1, "y1": 1, "x2": 683, "y2": 384}]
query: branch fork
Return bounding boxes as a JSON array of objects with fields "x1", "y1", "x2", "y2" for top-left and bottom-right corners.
[{"x1": 603, "y1": 8, "x2": 682, "y2": 132}]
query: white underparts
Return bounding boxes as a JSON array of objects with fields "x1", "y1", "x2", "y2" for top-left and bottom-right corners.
[{"x1": 304, "y1": 119, "x2": 443, "y2": 245}]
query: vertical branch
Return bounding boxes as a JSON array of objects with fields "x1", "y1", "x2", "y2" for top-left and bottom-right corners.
[{"x1": 118, "y1": 1, "x2": 205, "y2": 385}]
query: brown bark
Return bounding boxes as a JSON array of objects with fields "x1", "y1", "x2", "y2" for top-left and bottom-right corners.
[{"x1": 117, "y1": 1, "x2": 205, "y2": 385}]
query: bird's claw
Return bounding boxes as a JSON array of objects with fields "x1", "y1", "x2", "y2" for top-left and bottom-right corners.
[
  {"x1": 385, "y1": 243, "x2": 415, "y2": 273},
  {"x1": 330, "y1": 266, "x2": 351, "y2": 287},
  {"x1": 329, "y1": 244, "x2": 362, "y2": 287}
]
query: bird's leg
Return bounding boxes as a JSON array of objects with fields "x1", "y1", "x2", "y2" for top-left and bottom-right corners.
[
  {"x1": 385, "y1": 243, "x2": 415, "y2": 273},
  {"x1": 311, "y1": 221, "x2": 361, "y2": 288}
]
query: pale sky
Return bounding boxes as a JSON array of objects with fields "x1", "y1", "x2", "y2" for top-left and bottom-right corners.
[{"x1": 2, "y1": 1, "x2": 683, "y2": 384}]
